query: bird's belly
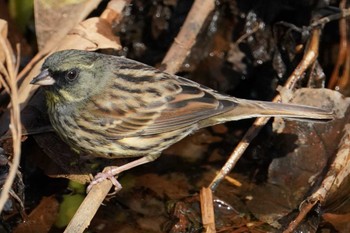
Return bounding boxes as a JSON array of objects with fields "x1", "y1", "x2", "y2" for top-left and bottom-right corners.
[{"x1": 50, "y1": 113, "x2": 194, "y2": 159}]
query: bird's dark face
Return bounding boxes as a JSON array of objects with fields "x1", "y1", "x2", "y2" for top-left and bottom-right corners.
[{"x1": 31, "y1": 50, "x2": 109, "y2": 104}]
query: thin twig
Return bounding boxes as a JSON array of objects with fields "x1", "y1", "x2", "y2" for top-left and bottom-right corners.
[
  {"x1": 310, "y1": 7, "x2": 350, "y2": 29},
  {"x1": 328, "y1": 2, "x2": 350, "y2": 90},
  {"x1": 162, "y1": 0, "x2": 216, "y2": 74},
  {"x1": 0, "y1": 63, "x2": 11, "y2": 93},
  {"x1": 282, "y1": 200, "x2": 318, "y2": 233}
]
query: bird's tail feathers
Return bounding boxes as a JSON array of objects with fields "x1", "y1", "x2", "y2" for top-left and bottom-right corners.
[{"x1": 206, "y1": 98, "x2": 334, "y2": 126}]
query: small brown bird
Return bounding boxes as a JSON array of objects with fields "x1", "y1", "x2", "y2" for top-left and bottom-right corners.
[{"x1": 31, "y1": 49, "x2": 333, "y2": 190}]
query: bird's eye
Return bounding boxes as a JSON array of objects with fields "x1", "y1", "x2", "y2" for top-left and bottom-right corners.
[{"x1": 66, "y1": 69, "x2": 79, "y2": 81}]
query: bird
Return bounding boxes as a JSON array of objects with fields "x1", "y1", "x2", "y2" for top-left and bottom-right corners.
[{"x1": 30, "y1": 49, "x2": 333, "y2": 191}]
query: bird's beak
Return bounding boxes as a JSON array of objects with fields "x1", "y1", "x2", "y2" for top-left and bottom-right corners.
[{"x1": 30, "y1": 69, "x2": 55, "y2": 85}]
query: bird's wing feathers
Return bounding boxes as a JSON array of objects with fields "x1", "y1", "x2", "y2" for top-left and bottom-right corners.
[
  {"x1": 145, "y1": 77, "x2": 231, "y2": 134},
  {"x1": 80, "y1": 60, "x2": 233, "y2": 138}
]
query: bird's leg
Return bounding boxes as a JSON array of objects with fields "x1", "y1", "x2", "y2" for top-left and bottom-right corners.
[{"x1": 87, "y1": 153, "x2": 161, "y2": 192}]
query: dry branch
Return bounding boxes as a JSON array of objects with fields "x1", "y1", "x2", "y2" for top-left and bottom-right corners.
[
  {"x1": 200, "y1": 187, "x2": 216, "y2": 233},
  {"x1": 162, "y1": 0, "x2": 215, "y2": 74},
  {"x1": 64, "y1": 180, "x2": 112, "y2": 233}
]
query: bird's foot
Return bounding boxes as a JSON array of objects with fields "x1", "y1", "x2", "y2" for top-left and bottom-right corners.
[
  {"x1": 87, "y1": 166, "x2": 122, "y2": 193},
  {"x1": 86, "y1": 156, "x2": 158, "y2": 193}
]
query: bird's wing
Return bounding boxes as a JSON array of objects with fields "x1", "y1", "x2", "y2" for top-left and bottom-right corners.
[
  {"x1": 144, "y1": 77, "x2": 234, "y2": 134},
  {"x1": 79, "y1": 59, "x2": 233, "y2": 138}
]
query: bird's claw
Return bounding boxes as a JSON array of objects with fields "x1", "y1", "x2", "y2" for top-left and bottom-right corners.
[{"x1": 87, "y1": 168, "x2": 122, "y2": 193}]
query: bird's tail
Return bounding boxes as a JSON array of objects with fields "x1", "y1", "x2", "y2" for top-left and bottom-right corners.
[{"x1": 200, "y1": 97, "x2": 334, "y2": 127}]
